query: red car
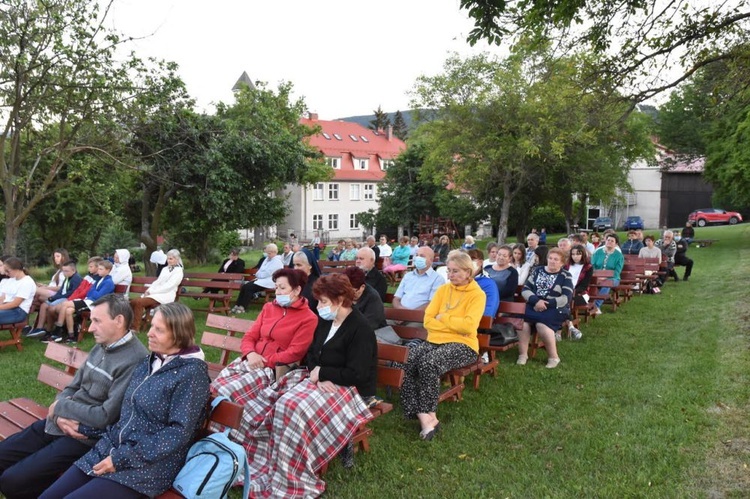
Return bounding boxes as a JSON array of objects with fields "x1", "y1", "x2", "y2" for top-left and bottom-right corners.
[{"x1": 688, "y1": 208, "x2": 743, "y2": 227}]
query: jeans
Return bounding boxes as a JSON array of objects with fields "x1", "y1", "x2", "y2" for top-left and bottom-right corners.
[
  {"x1": 0, "y1": 308, "x2": 27, "y2": 326},
  {"x1": 594, "y1": 279, "x2": 620, "y2": 308}
]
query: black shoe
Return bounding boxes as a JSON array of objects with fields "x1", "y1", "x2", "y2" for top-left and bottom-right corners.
[
  {"x1": 338, "y1": 442, "x2": 355, "y2": 469},
  {"x1": 21, "y1": 325, "x2": 32, "y2": 337},
  {"x1": 64, "y1": 335, "x2": 77, "y2": 344},
  {"x1": 40, "y1": 333, "x2": 55, "y2": 343},
  {"x1": 683, "y1": 276, "x2": 689, "y2": 281}
]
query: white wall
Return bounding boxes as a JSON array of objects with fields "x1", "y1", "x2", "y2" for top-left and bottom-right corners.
[{"x1": 627, "y1": 160, "x2": 662, "y2": 229}]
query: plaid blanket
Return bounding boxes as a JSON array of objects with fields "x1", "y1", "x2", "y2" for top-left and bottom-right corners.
[{"x1": 212, "y1": 360, "x2": 372, "y2": 498}]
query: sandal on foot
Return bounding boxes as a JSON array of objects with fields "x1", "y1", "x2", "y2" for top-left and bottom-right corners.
[
  {"x1": 516, "y1": 355, "x2": 528, "y2": 365},
  {"x1": 420, "y1": 422, "x2": 441, "y2": 441}
]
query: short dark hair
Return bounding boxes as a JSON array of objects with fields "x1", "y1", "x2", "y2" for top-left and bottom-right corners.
[
  {"x1": 92, "y1": 294, "x2": 133, "y2": 329},
  {"x1": 272, "y1": 267, "x2": 308, "y2": 290},
  {"x1": 62, "y1": 260, "x2": 77, "y2": 269},
  {"x1": 467, "y1": 249, "x2": 484, "y2": 261},
  {"x1": 644, "y1": 235, "x2": 655, "y2": 243},
  {"x1": 313, "y1": 274, "x2": 355, "y2": 308},
  {"x1": 343, "y1": 266, "x2": 366, "y2": 289},
  {"x1": 606, "y1": 233, "x2": 620, "y2": 244}
]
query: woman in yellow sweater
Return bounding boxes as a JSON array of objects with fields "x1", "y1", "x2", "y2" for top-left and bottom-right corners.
[{"x1": 401, "y1": 250, "x2": 486, "y2": 440}]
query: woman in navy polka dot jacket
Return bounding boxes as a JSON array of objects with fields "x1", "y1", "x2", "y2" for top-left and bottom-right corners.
[{"x1": 41, "y1": 303, "x2": 210, "y2": 499}]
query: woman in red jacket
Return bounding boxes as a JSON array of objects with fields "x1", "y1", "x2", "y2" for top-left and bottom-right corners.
[{"x1": 212, "y1": 268, "x2": 317, "y2": 407}]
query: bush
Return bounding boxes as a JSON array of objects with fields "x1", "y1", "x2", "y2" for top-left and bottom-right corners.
[{"x1": 529, "y1": 204, "x2": 567, "y2": 233}]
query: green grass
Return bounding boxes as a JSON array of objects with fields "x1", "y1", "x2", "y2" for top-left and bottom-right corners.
[{"x1": 2, "y1": 226, "x2": 748, "y2": 497}]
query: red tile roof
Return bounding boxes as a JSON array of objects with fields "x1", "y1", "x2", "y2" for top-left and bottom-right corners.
[{"x1": 300, "y1": 116, "x2": 406, "y2": 181}]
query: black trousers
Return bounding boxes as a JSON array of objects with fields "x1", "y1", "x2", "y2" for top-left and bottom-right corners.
[{"x1": 0, "y1": 419, "x2": 91, "y2": 499}]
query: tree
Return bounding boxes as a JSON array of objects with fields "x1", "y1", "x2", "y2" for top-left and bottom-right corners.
[
  {"x1": 703, "y1": 103, "x2": 750, "y2": 211},
  {"x1": 410, "y1": 51, "x2": 653, "y2": 243},
  {"x1": 459, "y1": 0, "x2": 750, "y2": 104},
  {"x1": 0, "y1": 0, "x2": 144, "y2": 254},
  {"x1": 392, "y1": 110, "x2": 408, "y2": 141},
  {"x1": 369, "y1": 105, "x2": 391, "y2": 132}
]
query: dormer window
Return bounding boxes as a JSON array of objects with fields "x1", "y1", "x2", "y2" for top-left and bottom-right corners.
[
  {"x1": 322, "y1": 132, "x2": 331, "y2": 140},
  {"x1": 360, "y1": 136, "x2": 369, "y2": 143},
  {"x1": 379, "y1": 159, "x2": 394, "y2": 171},
  {"x1": 333, "y1": 133, "x2": 342, "y2": 141},
  {"x1": 326, "y1": 157, "x2": 341, "y2": 169},
  {"x1": 349, "y1": 134, "x2": 358, "y2": 142},
  {"x1": 355, "y1": 158, "x2": 369, "y2": 170}
]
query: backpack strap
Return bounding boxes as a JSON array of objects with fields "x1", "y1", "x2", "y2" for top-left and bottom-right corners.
[
  {"x1": 210, "y1": 395, "x2": 229, "y2": 413},
  {"x1": 222, "y1": 428, "x2": 251, "y2": 499}
]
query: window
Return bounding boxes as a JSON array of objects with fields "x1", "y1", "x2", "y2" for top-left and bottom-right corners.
[
  {"x1": 326, "y1": 157, "x2": 340, "y2": 169},
  {"x1": 313, "y1": 183, "x2": 324, "y2": 200},
  {"x1": 349, "y1": 134, "x2": 358, "y2": 142},
  {"x1": 333, "y1": 133, "x2": 342, "y2": 141},
  {"x1": 312, "y1": 214, "x2": 323, "y2": 230},
  {"x1": 355, "y1": 158, "x2": 368, "y2": 170},
  {"x1": 379, "y1": 159, "x2": 394, "y2": 170},
  {"x1": 350, "y1": 183, "x2": 360, "y2": 200},
  {"x1": 328, "y1": 183, "x2": 339, "y2": 200},
  {"x1": 360, "y1": 135, "x2": 369, "y2": 143},
  {"x1": 349, "y1": 213, "x2": 359, "y2": 229},
  {"x1": 328, "y1": 214, "x2": 339, "y2": 230},
  {"x1": 322, "y1": 132, "x2": 331, "y2": 140},
  {"x1": 364, "y1": 183, "x2": 375, "y2": 200}
]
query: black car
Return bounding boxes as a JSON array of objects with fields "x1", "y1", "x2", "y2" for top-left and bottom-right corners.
[{"x1": 593, "y1": 217, "x2": 613, "y2": 232}]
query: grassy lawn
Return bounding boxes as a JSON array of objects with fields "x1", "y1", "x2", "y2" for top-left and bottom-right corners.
[{"x1": 1, "y1": 225, "x2": 748, "y2": 497}]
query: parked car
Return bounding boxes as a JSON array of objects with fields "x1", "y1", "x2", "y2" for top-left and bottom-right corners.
[
  {"x1": 593, "y1": 217, "x2": 613, "y2": 232},
  {"x1": 623, "y1": 216, "x2": 645, "y2": 230},
  {"x1": 687, "y1": 208, "x2": 743, "y2": 227}
]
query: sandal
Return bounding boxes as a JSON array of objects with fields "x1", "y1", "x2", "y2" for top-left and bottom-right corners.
[{"x1": 419, "y1": 422, "x2": 441, "y2": 441}]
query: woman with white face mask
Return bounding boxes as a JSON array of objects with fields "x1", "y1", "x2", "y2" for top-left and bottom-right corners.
[{"x1": 215, "y1": 273, "x2": 376, "y2": 497}]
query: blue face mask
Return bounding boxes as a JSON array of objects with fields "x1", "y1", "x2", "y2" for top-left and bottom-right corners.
[
  {"x1": 414, "y1": 256, "x2": 427, "y2": 270},
  {"x1": 276, "y1": 294, "x2": 291, "y2": 307},
  {"x1": 262, "y1": 252, "x2": 268, "y2": 259},
  {"x1": 318, "y1": 306, "x2": 337, "y2": 321}
]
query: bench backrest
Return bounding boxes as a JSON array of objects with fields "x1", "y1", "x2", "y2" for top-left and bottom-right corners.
[
  {"x1": 202, "y1": 313, "x2": 254, "y2": 370},
  {"x1": 376, "y1": 343, "x2": 409, "y2": 390},
  {"x1": 38, "y1": 342, "x2": 89, "y2": 391},
  {"x1": 129, "y1": 276, "x2": 157, "y2": 295},
  {"x1": 495, "y1": 301, "x2": 526, "y2": 331}
]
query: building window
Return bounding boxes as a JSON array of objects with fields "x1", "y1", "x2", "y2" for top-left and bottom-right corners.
[
  {"x1": 360, "y1": 135, "x2": 369, "y2": 143},
  {"x1": 322, "y1": 132, "x2": 331, "y2": 140},
  {"x1": 364, "y1": 183, "x2": 375, "y2": 200},
  {"x1": 349, "y1": 134, "x2": 358, "y2": 142},
  {"x1": 313, "y1": 183, "x2": 324, "y2": 200},
  {"x1": 328, "y1": 183, "x2": 339, "y2": 200},
  {"x1": 350, "y1": 183, "x2": 360, "y2": 200},
  {"x1": 326, "y1": 157, "x2": 340, "y2": 169},
  {"x1": 333, "y1": 133, "x2": 342, "y2": 140},
  {"x1": 328, "y1": 214, "x2": 339, "y2": 230},
  {"x1": 355, "y1": 158, "x2": 368, "y2": 170},
  {"x1": 349, "y1": 213, "x2": 359, "y2": 229},
  {"x1": 312, "y1": 214, "x2": 323, "y2": 230},
  {"x1": 379, "y1": 159, "x2": 394, "y2": 170}
]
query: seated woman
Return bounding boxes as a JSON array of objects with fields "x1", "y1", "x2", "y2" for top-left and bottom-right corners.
[
  {"x1": 40, "y1": 303, "x2": 210, "y2": 499},
  {"x1": 32, "y1": 248, "x2": 70, "y2": 305},
  {"x1": 591, "y1": 233, "x2": 624, "y2": 314},
  {"x1": 511, "y1": 243, "x2": 533, "y2": 285},
  {"x1": 485, "y1": 244, "x2": 519, "y2": 302},
  {"x1": 212, "y1": 268, "x2": 317, "y2": 404},
  {"x1": 467, "y1": 249, "x2": 500, "y2": 318},
  {"x1": 339, "y1": 239, "x2": 358, "y2": 261},
  {"x1": 383, "y1": 236, "x2": 411, "y2": 274},
  {"x1": 344, "y1": 266, "x2": 387, "y2": 331},
  {"x1": 219, "y1": 274, "x2": 376, "y2": 498},
  {"x1": 564, "y1": 244, "x2": 593, "y2": 340},
  {"x1": 401, "y1": 250, "x2": 486, "y2": 440},
  {"x1": 483, "y1": 242, "x2": 498, "y2": 268},
  {"x1": 518, "y1": 248, "x2": 574, "y2": 368},
  {"x1": 0, "y1": 258, "x2": 37, "y2": 326},
  {"x1": 129, "y1": 249, "x2": 184, "y2": 331},
  {"x1": 461, "y1": 235, "x2": 476, "y2": 251},
  {"x1": 432, "y1": 235, "x2": 450, "y2": 263},
  {"x1": 638, "y1": 235, "x2": 662, "y2": 260},
  {"x1": 291, "y1": 249, "x2": 321, "y2": 313}
]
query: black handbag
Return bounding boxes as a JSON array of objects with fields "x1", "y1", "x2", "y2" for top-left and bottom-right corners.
[{"x1": 483, "y1": 322, "x2": 518, "y2": 346}]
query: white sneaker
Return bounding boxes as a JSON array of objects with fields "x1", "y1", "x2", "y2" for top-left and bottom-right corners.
[
  {"x1": 546, "y1": 358, "x2": 561, "y2": 369},
  {"x1": 481, "y1": 352, "x2": 489, "y2": 364},
  {"x1": 516, "y1": 355, "x2": 528, "y2": 365},
  {"x1": 570, "y1": 326, "x2": 583, "y2": 340},
  {"x1": 555, "y1": 332, "x2": 562, "y2": 342},
  {"x1": 593, "y1": 307, "x2": 602, "y2": 316}
]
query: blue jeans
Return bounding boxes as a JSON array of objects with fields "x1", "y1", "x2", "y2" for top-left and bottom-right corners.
[
  {"x1": 0, "y1": 420, "x2": 91, "y2": 499},
  {"x1": 0, "y1": 308, "x2": 27, "y2": 325},
  {"x1": 39, "y1": 465, "x2": 145, "y2": 499},
  {"x1": 594, "y1": 279, "x2": 620, "y2": 308}
]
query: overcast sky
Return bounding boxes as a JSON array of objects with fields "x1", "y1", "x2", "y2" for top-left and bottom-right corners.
[{"x1": 107, "y1": 0, "x2": 506, "y2": 119}]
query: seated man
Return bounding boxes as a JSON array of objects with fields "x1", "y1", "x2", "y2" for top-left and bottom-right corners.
[
  {"x1": 392, "y1": 247, "x2": 445, "y2": 310},
  {"x1": 655, "y1": 230, "x2": 678, "y2": 282},
  {"x1": 0, "y1": 294, "x2": 148, "y2": 499},
  {"x1": 45, "y1": 260, "x2": 115, "y2": 343},
  {"x1": 621, "y1": 230, "x2": 644, "y2": 255},
  {"x1": 681, "y1": 222, "x2": 695, "y2": 244},
  {"x1": 674, "y1": 234, "x2": 693, "y2": 281},
  {"x1": 355, "y1": 247, "x2": 388, "y2": 302},
  {"x1": 27, "y1": 261, "x2": 81, "y2": 338},
  {"x1": 327, "y1": 240, "x2": 346, "y2": 261},
  {"x1": 231, "y1": 243, "x2": 284, "y2": 314}
]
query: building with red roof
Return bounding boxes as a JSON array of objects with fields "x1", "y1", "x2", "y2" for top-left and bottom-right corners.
[{"x1": 280, "y1": 113, "x2": 406, "y2": 241}]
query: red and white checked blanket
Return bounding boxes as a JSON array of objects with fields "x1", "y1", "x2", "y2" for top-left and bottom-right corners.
[{"x1": 212, "y1": 359, "x2": 372, "y2": 498}]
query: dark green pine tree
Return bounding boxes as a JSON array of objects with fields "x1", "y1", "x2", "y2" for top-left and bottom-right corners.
[
  {"x1": 369, "y1": 105, "x2": 391, "y2": 131},
  {"x1": 392, "y1": 110, "x2": 408, "y2": 140}
]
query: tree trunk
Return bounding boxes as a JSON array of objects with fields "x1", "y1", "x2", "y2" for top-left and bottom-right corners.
[
  {"x1": 495, "y1": 183, "x2": 514, "y2": 244},
  {"x1": 253, "y1": 227, "x2": 264, "y2": 249},
  {"x1": 4, "y1": 216, "x2": 18, "y2": 257}
]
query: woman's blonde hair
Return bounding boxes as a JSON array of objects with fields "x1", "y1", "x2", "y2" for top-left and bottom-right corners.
[{"x1": 446, "y1": 250, "x2": 473, "y2": 274}]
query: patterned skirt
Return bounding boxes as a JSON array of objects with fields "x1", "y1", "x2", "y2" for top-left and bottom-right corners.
[{"x1": 212, "y1": 360, "x2": 372, "y2": 498}]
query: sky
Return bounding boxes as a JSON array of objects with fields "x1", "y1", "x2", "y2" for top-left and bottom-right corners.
[{"x1": 107, "y1": 0, "x2": 505, "y2": 119}]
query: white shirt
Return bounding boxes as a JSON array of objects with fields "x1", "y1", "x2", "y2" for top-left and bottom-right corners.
[
  {"x1": 378, "y1": 244, "x2": 392, "y2": 258},
  {"x1": 3, "y1": 275, "x2": 36, "y2": 313}
]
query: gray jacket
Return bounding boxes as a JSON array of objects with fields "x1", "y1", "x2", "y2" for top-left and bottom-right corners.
[{"x1": 46, "y1": 331, "x2": 148, "y2": 445}]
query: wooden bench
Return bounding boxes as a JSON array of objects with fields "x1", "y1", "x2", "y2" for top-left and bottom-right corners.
[
  {"x1": 200, "y1": 313, "x2": 254, "y2": 378},
  {"x1": 480, "y1": 301, "x2": 524, "y2": 369},
  {"x1": 319, "y1": 260, "x2": 355, "y2": 275},
  {"x1": 177, "y1": 272, "x2": 244, "y2": 313},
  {"x1": 693, "y1": 238, "x2": 718, "y2": 247},
  {"x1": 0, "y1": 319, "x2": 27, "y2": 352}
]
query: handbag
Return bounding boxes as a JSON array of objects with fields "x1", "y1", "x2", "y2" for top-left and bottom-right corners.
[
  {"x1": 483, "y1": 322, "x2": 518, "y2": 346},
  {"x1": 374, "y1": 325, "x2": 402, "y2": 345}
]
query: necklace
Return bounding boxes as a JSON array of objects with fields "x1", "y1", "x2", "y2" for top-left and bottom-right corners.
[{"x1": 444, "y1": 285, "x2": 466, "y2": 311}]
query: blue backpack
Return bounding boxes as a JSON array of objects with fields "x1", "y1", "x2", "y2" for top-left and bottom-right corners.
[{"x1": 173, "y1": 397, "x2": 250, "y2": 499}]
